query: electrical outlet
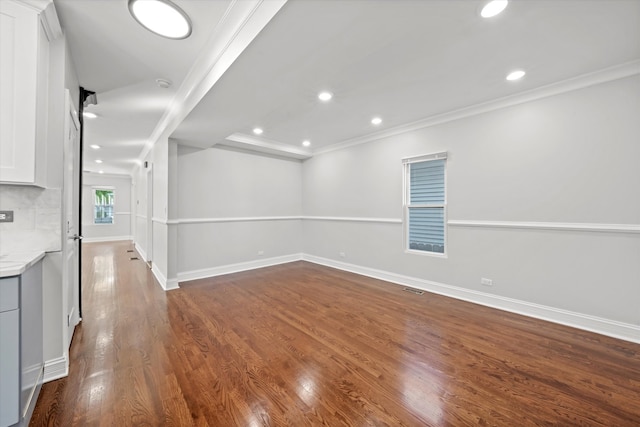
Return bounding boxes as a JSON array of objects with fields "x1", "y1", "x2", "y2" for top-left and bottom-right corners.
[
  {"x1": 0, "y1": 210, "x2": 14, "y2": 222},
  {"x1": 480, "y1": 278, "x2": 493, "y2": 286},
  {"x1": 339, "y1": 252, "x2": 346, "y2": 258}
]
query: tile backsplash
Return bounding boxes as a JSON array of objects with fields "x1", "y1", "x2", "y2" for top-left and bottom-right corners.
[{"x1": 0, "y1": 185, "x2": 62, "y2": 254}]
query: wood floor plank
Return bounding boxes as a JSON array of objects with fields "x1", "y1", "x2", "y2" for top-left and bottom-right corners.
[{"x1": 30, "y1": 241, "x2": 640, "y2": 426}]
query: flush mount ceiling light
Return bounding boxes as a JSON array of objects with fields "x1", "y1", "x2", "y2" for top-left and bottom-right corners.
[
  {"x1": 99, "y1": 171, "x2": 104, "y2": 174},
  {"x1": 83, "y1": 112, "x2": 97, "y2": 119},
  {"x1": 481, "y1": 0, "x2": 508, "y2": 18},
  {"x1": 302, "y1": 140, "x2": 311, "y2": 147},
  {"x1": 318, "y1": 91, "x2": 333, "y2": 102},
  {"x1": 253, "y1": 128, "x2": 263, "y2": 135},
  {"x1": 90, "y1": 144, "x2": 101, "y2": 150},
  {"x1": 506, "y1": 70, "x2": 526, "y2": 81},
  {"x1": 95, "y1": 159, "x2": 103, "y2": 164},
  {"x1": 128, "y1": 0, "x2": 192, "y2": 40},
  {"x1": 371, "y1": 117, "x2": 382, "y2": 125}
]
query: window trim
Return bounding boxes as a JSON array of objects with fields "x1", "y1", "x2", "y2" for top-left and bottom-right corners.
[
  {"x1": 93, "y1": 186, "x2": 115, "y2": 225},
  {"x1": 402, "y1": 151, "x2": 448, "y2": 258}
]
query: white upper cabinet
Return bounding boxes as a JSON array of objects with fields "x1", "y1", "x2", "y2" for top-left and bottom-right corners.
[{"x1": 0, "y1": 0, "x2": 60, "y2": 187}]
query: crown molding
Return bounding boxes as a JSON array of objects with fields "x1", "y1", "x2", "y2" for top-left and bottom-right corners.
[{"x1": 315, "y1": 60, "x2": 640, "y2": 156}]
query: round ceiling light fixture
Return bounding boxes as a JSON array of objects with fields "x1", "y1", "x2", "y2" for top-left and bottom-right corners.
[
  {"x1": 129, "y1": 0, "x2": 192, "y2": 40},
  {"x1": 371, "y1": 117, "x2": 382, "y2": 125},
  {"x1": 318, "y1": 91, "x2": 333, "y2": 102},
  {"x1": 95, "y1": 159, "x2": 103, "y2": 164},
  {"x1": 481, "y1": 0, "x2": 508, "y2": 18},
  {"x1": 90, "y1": 144, "x2": 101, "y2": 150},
  {"x1": 253, "y1": 128, "x2": 263, "y2": 135},
  {"x1": 302, "y1": 140, "x2": 311, "y2": 147},
  {"x1": 83, "y1": 112, "x2": 97, "y2": 119},
  {"x1": 506, "y1": 70, "x2": 526, "y2": 81}
]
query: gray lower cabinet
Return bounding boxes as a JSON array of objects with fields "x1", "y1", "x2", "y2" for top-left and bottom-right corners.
[{"x1": 0, "y1": 261, "x2": 43, "y2": 427}]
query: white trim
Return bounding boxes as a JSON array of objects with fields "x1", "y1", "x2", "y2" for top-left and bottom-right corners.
[
  {"x1": 43, "y1": 356, "x2": 67, "y2": 383},
  {"x1": 136, "y1": 214, "x2": 147, "y2": 219},
  {"x1": 303, "y1": 216, "x2": 402, "y2": 224},
  {"x1": 448, "y1": 220, "x2": 640, "y2": 234},
  {"x1": 177, "y1": 216, "x2": 302, "y2": 224},
  {"x1": 151, "y1": 264, "x2": 178, "y2": 291},
  {"x1": 173, "y1": 216, "x2": 401, "y2": 225},
  {"x1": 402, "y1": 151, "x2": 447, "y2": 164},
  {"x1": 301, "y1": 255, "x2": 640, "y2": 344},
  {"x1": 113, "y1": 212, "x2": 131, "y2": 215},
  {"x1": 134, "y1": 242, "x2": 147, "y2": 262},
  {"x1": 39, "y1": 1, "x2": 62, "y2": 40},
  {"x1": 152, "y1": 217, "x2": 168, "y2": 224},
  {"x1": 315, "y1": 60, "x2": 640, "y2": 155},
  {"x1": 82, "y1": 236, "x2": 133, "y2": 243},
  {"x1": 178, "y1": 253, "x2": 303, "y2": 283}
]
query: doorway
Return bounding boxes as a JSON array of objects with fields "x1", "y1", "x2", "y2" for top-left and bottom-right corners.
[
  {"x1": 146, "y1": 166, "x2": 153, "y2": 268},
  {"x1": 62, "y1": 89, "x2": 80, "y2": 350}
]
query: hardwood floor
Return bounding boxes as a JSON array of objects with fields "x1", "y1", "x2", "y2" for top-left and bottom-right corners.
[{"x1": 31, "y1": 241, "x2": 640, "y2": 426}]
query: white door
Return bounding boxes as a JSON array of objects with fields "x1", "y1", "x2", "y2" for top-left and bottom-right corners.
[
  {"x1": 62, "y1": 90, "x2": 80, "y2": 350},
  {"x1": 146, "y1": 166, "x2": 153, "y2": 266}
]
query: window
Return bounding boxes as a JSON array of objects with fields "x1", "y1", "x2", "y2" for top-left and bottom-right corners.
[
  {"x1": 94, "y1": 188, "x2": 114, "y2": 224},
  {"x1": 403, "y1": 152, "x2": 447, "y2": 255}
]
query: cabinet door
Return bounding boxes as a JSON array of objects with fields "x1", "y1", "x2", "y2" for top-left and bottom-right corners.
[
  {"x1": 0, "y1": 309, "x2": 20, "y2": 427},
  {"x1": 0, "y1": 0, "x2": 45, "y2": 185}
]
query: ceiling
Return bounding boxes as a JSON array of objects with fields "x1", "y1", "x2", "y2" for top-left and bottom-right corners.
[{"x1": 55, "y1": 0, "x2": 640, "y2": 175}]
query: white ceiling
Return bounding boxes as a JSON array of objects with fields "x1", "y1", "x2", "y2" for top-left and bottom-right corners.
[
  {"x1": 56, "y1": 0, "x2": 640, "y2": 175},
  {"x1": 54, "y1": 0, "x2": 232, "y2": 175}
]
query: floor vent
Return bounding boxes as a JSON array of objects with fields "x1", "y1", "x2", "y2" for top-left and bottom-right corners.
[
  {"x1": 126, "y1": 250, "x2": 134, "y2": 253},
  {"x1": 402, "y1": 287, "x2": 424, "y2": 295},
  {"x1": 130, "y1": 257, "x2": 139, "y2": 260}
]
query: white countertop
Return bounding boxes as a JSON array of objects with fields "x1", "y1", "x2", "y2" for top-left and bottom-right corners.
[{"x1": 0, "y1": 251, "x2": 46, "y2": 278}]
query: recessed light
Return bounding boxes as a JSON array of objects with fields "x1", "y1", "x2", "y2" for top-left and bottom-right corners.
[
  {"x1": 481, "y1": 0, "x2": 508, "y2": 18},
  {"x1": 83, "y1": 112, "x2": 97, "y2": 119},
  {"x1": 90, "y1": 144, "x2": 101, "y2": 150},
  {"x1": 128, "y1": 0, "x2": 192, "y2": 40},
  {"x1": 98, "y1": 171, "x2": 104, "y2": 174},
  {"x1": 155, "y1": 78, "x2": 172, "y2": 89},
  {"x1": 318, "y1": 91, "x2": 333, "y2": 102},
  {"x1": 302, "y1": 140, "x2": 311, "y2": 147},
  {"x1": 253, "y1": 128, "x2": 263, "y2": 135},
  {"x1": 506, "y1": 70, "x2": 526, "y2": 81},
  {"x1": 95, "y1": 160, "x2": 103, "y2": 164},
  {"x1": 371, "y1": 117, "x2": 382, "y2": 125}
]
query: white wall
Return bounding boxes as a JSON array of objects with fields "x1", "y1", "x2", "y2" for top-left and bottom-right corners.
[
  {"x1": 82, "y1": 173, "x2": 132, "y2": 242},
  {"x1": 176, "y1": 145, "x2": 303, "y2": 279},
  {"x1": 302, "y1": 75, "x2": 640, "y2": 333}
]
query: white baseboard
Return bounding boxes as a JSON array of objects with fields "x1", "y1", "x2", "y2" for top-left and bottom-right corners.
[
  {"x1": 301, "y1": 254, "x2": 640, "y2": 344},
  {"x1": 134, "y1": 243, "x2": 148, "y2": 262},
  {"x1": 43, "y1": 356, "x2": 68, "y2": 383},
  {"x1": 151, "y1": 264, "x2": 178, "y2": 291},
  {"x1": 82, "y1": 235, "x2": 133, "y2": 243},
  {"x1": 177, "y1": 253, "x2": 303, "y2": 284}
]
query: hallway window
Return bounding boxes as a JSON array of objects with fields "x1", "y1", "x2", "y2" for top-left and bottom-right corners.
[
  {"x1": 403, "y1": 152, "x2": 447, "y2": 255},
  {"x1": 94, "y1": 188, "x2": 115, "y2": 224}
]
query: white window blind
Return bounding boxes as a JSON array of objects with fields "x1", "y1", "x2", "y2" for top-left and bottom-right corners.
[{"x1": 404, "y1": 152, "x2": 446, "y2": 254}]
